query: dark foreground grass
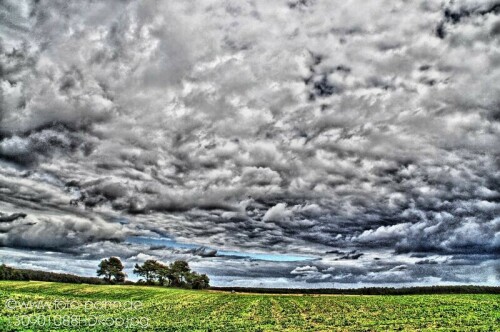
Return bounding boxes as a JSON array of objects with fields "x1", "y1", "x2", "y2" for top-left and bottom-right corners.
[{"x1": 0, "y1": 281, "x2": 498, "y2": 331}]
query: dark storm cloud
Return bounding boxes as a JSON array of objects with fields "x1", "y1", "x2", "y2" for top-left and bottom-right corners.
[
  {"x1": 0, "y1": 0, "x2": 498, "y2": 285},
  {"x1": 0, "y1": 212, "x2": 26, "y2": 222},
  {"x1": 0, "y1": 215, "x2": 125, "y2": 249}
]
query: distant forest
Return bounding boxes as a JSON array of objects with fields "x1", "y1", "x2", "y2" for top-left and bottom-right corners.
[
  {"x1": 210, "y1": 286, "x2": 500, "y2": 295},
  {"x1": 1, "y1": 264, "x2": 499, "y2": 295},
  {"x1": 0, "y1": 264, "x2": 105, "y2": 285}
]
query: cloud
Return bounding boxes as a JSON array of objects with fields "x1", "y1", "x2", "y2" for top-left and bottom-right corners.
[
  {"x1": 291, "y1": 265, "x2": 319, "y2": 274},
  {"x1": 0, "y1": 212, "x2": 27, "y2": 223},
  {"x1": 0, "y1": 0, "x2": 498, "y2": 286},
  {"x1": 0, "y1": 214, "x2": 126, "y2": 250},
  {"x1": 263, "y1": 203, "x2": 293, "y2": 222}
]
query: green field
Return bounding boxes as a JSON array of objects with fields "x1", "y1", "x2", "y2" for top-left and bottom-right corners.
[{"x1": 0, "y1": 281, "x2": 498, "y2": 331}]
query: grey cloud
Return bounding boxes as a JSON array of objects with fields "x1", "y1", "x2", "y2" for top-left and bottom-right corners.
[
  {"x1": 0, "y1": 214, "x2": 126, "y2": 250},
  {"x1": 0, "y1": 212, "x2": 27, "y2": 222},
  {"x1": 0, "y1": 0, "x2": 498, "y2": 286}
]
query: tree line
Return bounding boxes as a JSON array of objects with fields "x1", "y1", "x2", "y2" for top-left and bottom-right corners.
[
  {"x1": 0, "y1": 264, "x2": 104, "y2": 284},
  {"x1": 96, "y1": 257, "x2": 210, "y2": 289},
  {"x1": 133, "y1": 259, "x2": 210, "y2": 289},
  {"x1": 1, "y1": 257, "x2": 210, "y2": 290},
  {"x1": 210, "y1": 286, "x2": 500, "y2": 295}
]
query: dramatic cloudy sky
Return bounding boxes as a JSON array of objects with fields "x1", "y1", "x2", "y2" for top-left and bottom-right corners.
[{"x1": 0, "y1": 0, "x2": 499, "y2": 287}]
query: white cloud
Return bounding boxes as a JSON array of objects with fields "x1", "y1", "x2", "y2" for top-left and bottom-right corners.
[{"x1": 263, "y1": 203, "x2": 293, "y2": 222}]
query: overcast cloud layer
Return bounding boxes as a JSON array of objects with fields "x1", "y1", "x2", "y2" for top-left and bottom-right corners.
[{"x1": 0, "y1": 0, "x2": 499, "y2": 287}]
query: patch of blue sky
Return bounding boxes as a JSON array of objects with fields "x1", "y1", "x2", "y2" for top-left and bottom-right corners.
[{"x1": 126, "y1": 236, "x2": 314, "y2": 262}]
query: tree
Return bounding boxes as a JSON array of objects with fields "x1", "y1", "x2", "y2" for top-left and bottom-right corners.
[
  {"x1": 168, "y1": 260, "x2": 191, "y2": 287},
  {"x1": 97, "y1": 257, "x2": 126, "y2": 283},
  {"x1": 133, "y1": 260, "x2": 166, "y2": 284},
  {"x1": 170, "y1": 260, "x2": 190, "y2": 273},
  {"x1": 114, "y1": 270, "x2": 126, "y2": 283},
  {"x1": 108, "y1": 257, "x2": 126, "y2": 282},
  {"x1": 156, "y1": 262, "x2": 171, "y2": 286},
  {"x1": 186, "y1": 272, "x2": 210, "y2": 289},
  {"x1": 97, "y1": 259, "x2": 111, "y2": 282}
]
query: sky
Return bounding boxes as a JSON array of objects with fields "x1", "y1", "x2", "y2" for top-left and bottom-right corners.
[{"x1": 0, "y1": 0, "x2": 499, "y2": 288}]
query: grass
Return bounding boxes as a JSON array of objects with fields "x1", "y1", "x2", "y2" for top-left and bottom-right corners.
[{"x1": 0, "y1": 281, "x2": 498, "y2": 331}]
